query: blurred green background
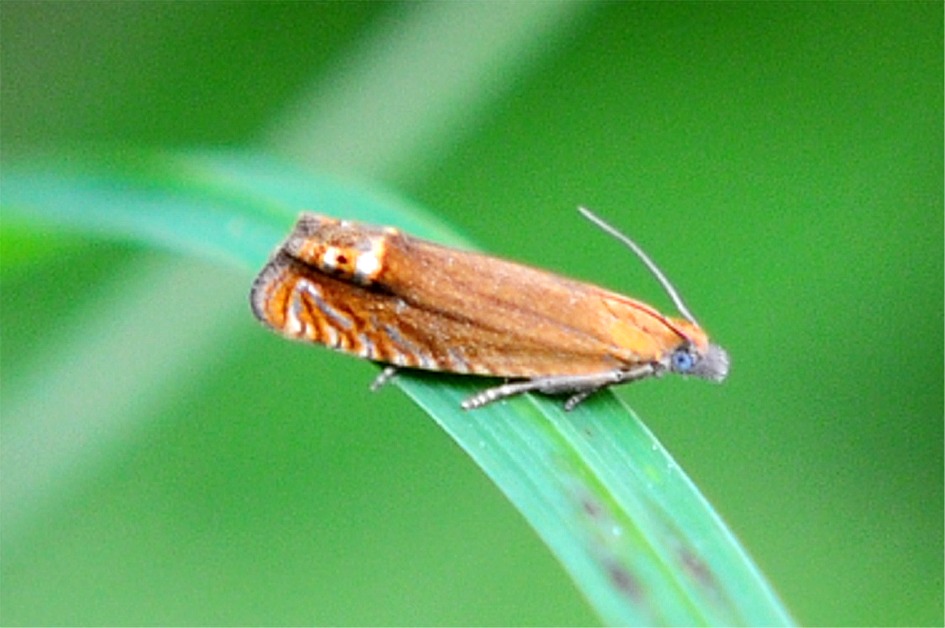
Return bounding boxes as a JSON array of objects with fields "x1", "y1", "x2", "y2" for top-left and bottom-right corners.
[{"x1": 1, "y1": 2, "x2": 941, "y2": 625}]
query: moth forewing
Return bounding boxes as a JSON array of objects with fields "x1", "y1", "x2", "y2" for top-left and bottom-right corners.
[
  {"x1": 378, "y1": 234, "x2": 687, "y2": 363},
  {"x1": 250, "y1": 211, "x2": 728, "y2": 409}
]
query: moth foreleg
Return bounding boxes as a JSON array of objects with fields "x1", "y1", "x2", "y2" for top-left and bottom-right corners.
[{"x1": 462, "y1": 365, "x2": 655, "y2": 410}]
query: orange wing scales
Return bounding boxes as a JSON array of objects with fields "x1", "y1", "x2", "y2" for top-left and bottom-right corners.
[{"x1": 253, "y1": 250, "x2": 482, "y2": 374}]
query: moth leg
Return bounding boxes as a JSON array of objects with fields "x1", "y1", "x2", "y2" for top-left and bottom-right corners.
[
  {"x1": 562, "y1": 365, "x2": 654, "y2": 410},
  {"x1": 370, "y1": 365, "x2": 399, "y2": 391},
  {"x1": 563, "y1": 389, "x2": 599, "y2": 411},
  {"x1": 462, "y1": 365, "x2": 655, "y2": 410}
]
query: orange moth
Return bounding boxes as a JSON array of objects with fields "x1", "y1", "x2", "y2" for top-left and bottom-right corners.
[{"x1": 250, "y1": 208, "x2": 729, "y2": 409}]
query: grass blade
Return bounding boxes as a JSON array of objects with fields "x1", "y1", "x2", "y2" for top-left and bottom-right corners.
[{"x1": 1, "y1": 151, "x2": 793, "y2": 626}]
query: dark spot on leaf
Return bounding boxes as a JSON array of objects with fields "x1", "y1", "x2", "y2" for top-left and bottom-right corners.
[
  {"x1": 679, "y1": 546, "x2": 718, "y2": 591},
  {"x1": 607, "y1": 560, "x2": 643, "y2": 601},
  {"x1": 581, "y1": 495, "x2": 603, "y2": 518}
]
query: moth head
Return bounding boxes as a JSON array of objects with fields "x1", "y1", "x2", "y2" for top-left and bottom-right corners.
[
  {"x1": 578, "y1": 206, "x2": 731, "y2": 384},
  {"x1": 667, "y1": 342, "x2": 730, "y2": 382}
]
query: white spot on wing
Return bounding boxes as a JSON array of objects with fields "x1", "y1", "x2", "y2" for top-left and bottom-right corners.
[
  {"x1": 355, "y1": 250, "x2": 381, "y2": 282},
  {"x1": 321, "y1": 247, "x2": 341, "y2": 271}
]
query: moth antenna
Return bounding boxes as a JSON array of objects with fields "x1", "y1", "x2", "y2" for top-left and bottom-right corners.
[{"x1": 578, "y1": 206, "x2": 700, "y2": 326}]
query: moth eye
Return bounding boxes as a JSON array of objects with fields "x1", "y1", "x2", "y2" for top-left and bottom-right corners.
[{"x1": 671, "y1": 347, "x2": 695, "y2": 373}]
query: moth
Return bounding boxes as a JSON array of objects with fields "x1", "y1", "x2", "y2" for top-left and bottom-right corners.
[{"x1": 250, "y1": 208, "x2": 729, "y2": 410}]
